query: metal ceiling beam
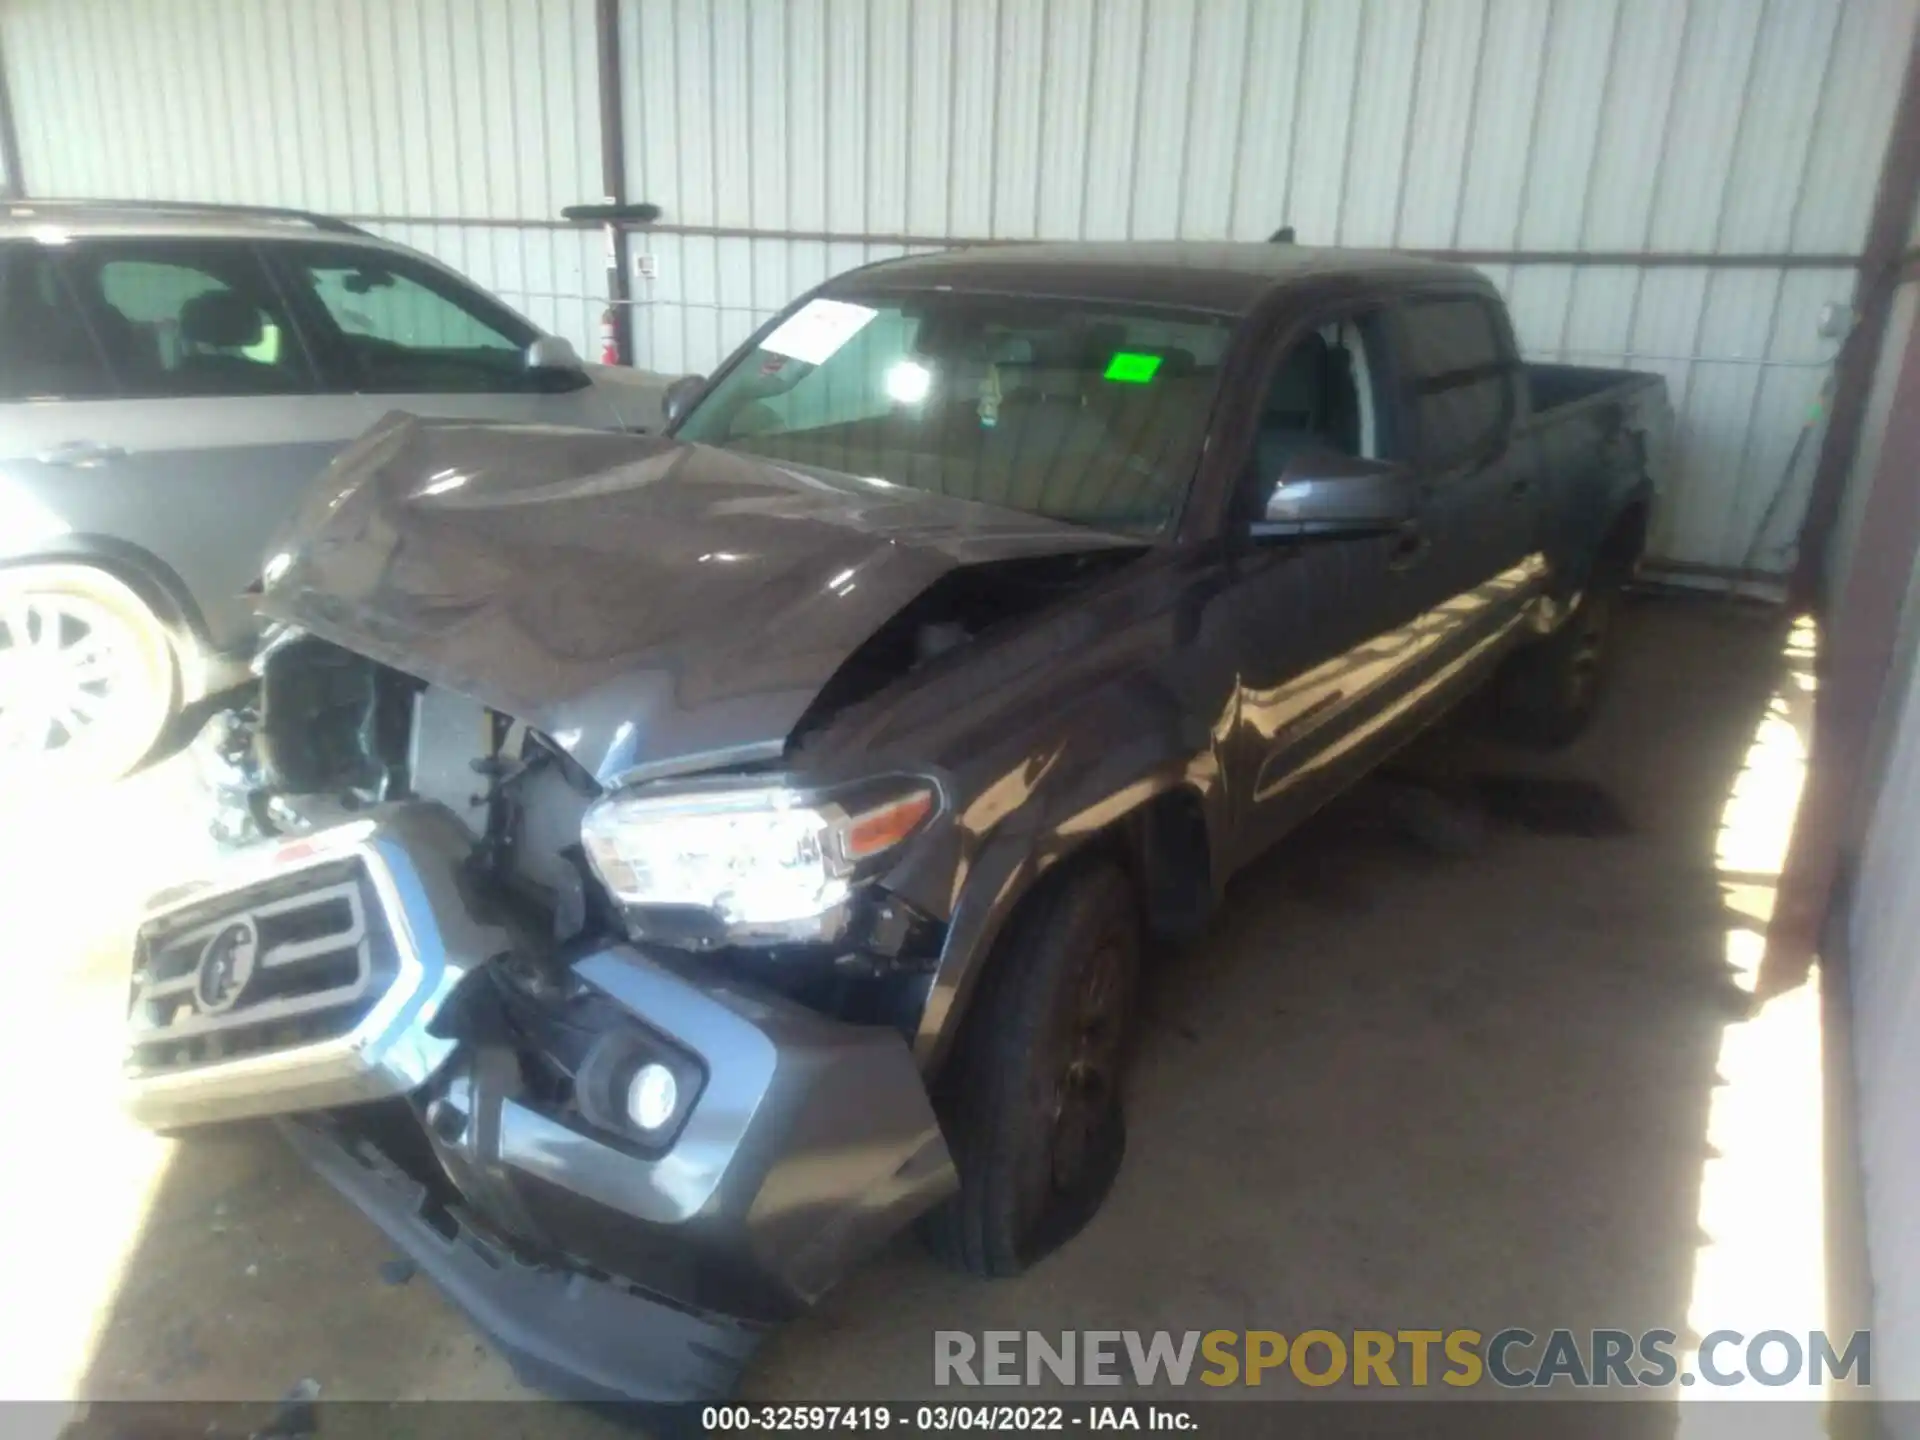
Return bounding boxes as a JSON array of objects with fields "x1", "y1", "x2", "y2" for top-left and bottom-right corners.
[{"x1": 333, "y1": 209, "x2": 1876, "y2": 272}]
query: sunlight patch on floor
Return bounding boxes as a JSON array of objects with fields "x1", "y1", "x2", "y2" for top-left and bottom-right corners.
[
  {"x1": 1679, "y1": 616, "x2": 1829, "y2": 1431},
  {"x1": 0, "y1": 756, "x2": 211, "y2": 1413}
]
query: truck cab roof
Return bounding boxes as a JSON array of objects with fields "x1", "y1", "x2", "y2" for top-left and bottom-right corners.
[{"x1": 836, "y1": 241, "x2": 1488, "y2": 316}]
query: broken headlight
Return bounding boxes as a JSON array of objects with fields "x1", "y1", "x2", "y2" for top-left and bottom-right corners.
[{"x1": 579, "y1": 780, "x2": 937, "y2": 942}]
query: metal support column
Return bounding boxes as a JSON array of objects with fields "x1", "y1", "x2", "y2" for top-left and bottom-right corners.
[
  {"x1": 1758, "y1": 24, "x2": 1920, "y2": 992},
  {"x1": 1790, "y1": 28, "x2": 1920, "y2": 608},
  {"x1": 595, "y1": 0, "x2": 633, "y2": 366},
  {"x1": 0, "y1": 36, "x2": 26, "y2": 199},
  {"x1": 1763, "y1": 294, "x2": 1920, "y2": 990}
]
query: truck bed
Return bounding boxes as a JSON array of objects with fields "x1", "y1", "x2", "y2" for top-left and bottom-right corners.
[
  {"x1": 1515, "y1": 361, "x2": 1673, "y2": 593},
  {"x1": 1524, "y1": 361, "x2": 1666, "y2": 418}
]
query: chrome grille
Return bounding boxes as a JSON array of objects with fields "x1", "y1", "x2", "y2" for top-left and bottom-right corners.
[{"x1": 127, "y1": 858, "x2": 399, "y2": 1075}]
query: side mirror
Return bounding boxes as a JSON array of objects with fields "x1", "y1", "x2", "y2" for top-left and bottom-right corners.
[
  {"x1": 1252, "y1": 453, "x2": 1421, "y2": 540},
  {"x1": 662, "y1": 373, "x2": 707, "y2": 427},
  {"x1": 524, "y1": 335, "x2": 585, "y2": 375}
]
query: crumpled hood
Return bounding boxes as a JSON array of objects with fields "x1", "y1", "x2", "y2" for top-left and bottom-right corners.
[{"x1": 258, "y1": 414, "x2": 1134, "y2": 786}]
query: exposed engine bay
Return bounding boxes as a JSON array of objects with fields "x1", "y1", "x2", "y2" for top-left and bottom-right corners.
[
  {"x1": 198, "y1": 539, "x2": 1133, "y2": 972},
  {"x1": 192, "y1": 616, "x2": 1035, "y2": 1030},
  {"x1": 201, "y1": 629, "x2": 601, "y2": 922},
  {"x1": 789, "y1": 548, "x2": 1145, "y2": 742},
  {"x1": 142, "y1": 622, "x2": 967, "y2": 1399}
]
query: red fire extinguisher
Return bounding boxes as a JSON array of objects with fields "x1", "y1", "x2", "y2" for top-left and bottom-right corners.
[{"x1": 562, "y1": 200, "x2": 662, "y2": 370}]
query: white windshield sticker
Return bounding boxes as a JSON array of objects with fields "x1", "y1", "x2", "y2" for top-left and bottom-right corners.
[{"x1": 760, "y1": 298, "x2": 878, "y2": 366}]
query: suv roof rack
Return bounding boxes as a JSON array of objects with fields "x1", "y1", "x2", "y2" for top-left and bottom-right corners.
[{"x1": 5, "y1": 198, "x2": 372, "y2": 236}]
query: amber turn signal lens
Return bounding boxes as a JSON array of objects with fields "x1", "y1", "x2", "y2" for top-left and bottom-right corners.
[{"x1": 842, "y1": 790, "x2": 935, "y2": 860}]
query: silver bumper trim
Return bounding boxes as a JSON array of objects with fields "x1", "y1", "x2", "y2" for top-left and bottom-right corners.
[{"x1": 123, "y1": 803, "x2": 509, "y2": 1130}]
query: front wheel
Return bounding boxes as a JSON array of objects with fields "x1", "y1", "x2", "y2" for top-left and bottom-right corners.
[
  {"x1": 920, "y1": 858, "x2": 1143, "y2": 1277},
  {"x1": 0, "y1": 566, "x2": 177, "y2": 787},
  {"x1": 1494, "y1": 583, "x2": 1617, "y2": 748}
]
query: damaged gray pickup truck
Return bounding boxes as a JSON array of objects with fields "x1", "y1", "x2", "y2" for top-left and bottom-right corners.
[{"x1": 122, "y1": 242, "x2": 1671, "y2": 1405}]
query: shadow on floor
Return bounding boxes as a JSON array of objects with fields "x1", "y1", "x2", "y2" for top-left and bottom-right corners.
[{"x1": 61, "y1": 596, "x2": 1792, "y2": 1433}]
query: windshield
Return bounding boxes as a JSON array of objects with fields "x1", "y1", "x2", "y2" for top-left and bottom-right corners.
[{"x1": 675, "y1": 293, "x2": 1233, "y2": 536}]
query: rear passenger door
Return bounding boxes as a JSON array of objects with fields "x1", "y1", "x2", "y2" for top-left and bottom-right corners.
[
  {"x1": 1386, "y1": 292, "x2": 1538, "y2": 644},
  {"x1": 0, "y1": 237, "x2": 371, "y2": 656}
]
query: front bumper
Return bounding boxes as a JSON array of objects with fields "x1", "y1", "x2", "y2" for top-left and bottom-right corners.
[
  {"x1": 119, "y1": 802, "x2": 956, "y2": 1400},
  {"x1": 412, "y1": 939, "x2": 956, "y2": 1325},
  {"x1": 281, "y1": 1116, "x2": 765, "y2": 1404}
]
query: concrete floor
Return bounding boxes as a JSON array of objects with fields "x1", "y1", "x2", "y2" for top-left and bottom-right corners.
[{"x1": 3, "y1": 598, "x2": 1802, "y2": 1425}]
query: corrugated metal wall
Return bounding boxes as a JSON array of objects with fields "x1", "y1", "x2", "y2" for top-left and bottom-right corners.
[
  {"x1": 0, "y1": 0, "x2": 612, "y2": 356},
  {"x1": 2, "y1": 0, "x2": 1916, "y2": 578}
]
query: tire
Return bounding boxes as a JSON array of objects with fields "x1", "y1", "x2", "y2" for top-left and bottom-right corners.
[
  {"x1": 920, "y1": 858, "x2": 1143, "y2": 1277},
  {"x1": 0, "y1": 564, "x2": 177, "y2": 787},
  {"x1": 1495, "y1": 582, "x2": 1617, "y2": 748}
]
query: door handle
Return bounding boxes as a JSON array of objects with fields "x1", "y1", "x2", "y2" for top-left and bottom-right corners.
[
  {"x1": 1389, "y1": 521, "x2": 1431, "y2": 570},
  {"x1": 37, "y1": 440, "x2": 127, "y2": 468}
]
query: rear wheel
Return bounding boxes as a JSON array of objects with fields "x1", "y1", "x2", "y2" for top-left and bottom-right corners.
[
  {"x1": 920, "y1": 858, "x2": 1142, "y2": 1277},
  {"x1": 1495, "y1": 582, "x2": 1616, "y2": 747},
  {"x1": 0, "y1": 566, "x2": 176, "y2": 786}
]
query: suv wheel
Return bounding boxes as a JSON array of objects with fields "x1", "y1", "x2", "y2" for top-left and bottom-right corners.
[
  {"x1": 0, "y1": 566, "x2": 176, "y2": 786},
  {"x1": 921, "y1": 858, "x2": 1142, "y2": 1277}
]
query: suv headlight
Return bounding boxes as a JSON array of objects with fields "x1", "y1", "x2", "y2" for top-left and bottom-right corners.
[{"x1": 579, "y1": 780, "x2": 937, "y2": 938}]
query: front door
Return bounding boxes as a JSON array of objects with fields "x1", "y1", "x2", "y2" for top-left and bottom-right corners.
[
  {"x1": 1218, "y1": 308, "x2": 1460, "y2": 868},
  {"x1": 0, "y1": 236, "x2": 372, "y2": 657},
  {"x1": 264, "y1": 241, "x2": 623, "y2": 434}
]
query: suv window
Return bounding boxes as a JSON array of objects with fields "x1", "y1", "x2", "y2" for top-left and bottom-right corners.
[
  {"x1": 271, "y1": 244, "x2": 536, "y2": 394},
  {"x1": 62, "y1": 241, "x2": 314, "y2": 397},
  {"x1": 1396, "y1": 295, "x2": 1513, "y2": 470},
  {"x1": 0, "y1": 244, "x2": 116, "y2": 401}
]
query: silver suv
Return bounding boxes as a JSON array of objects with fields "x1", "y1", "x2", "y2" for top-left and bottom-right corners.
[{"x1": 0, "y1": 200, "x2": 676, "y2": 785}]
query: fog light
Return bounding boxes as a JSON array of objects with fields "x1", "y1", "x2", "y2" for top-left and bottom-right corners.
[{"x1": 626, "y1": 1062, "x2": 679, "y2": 1132}]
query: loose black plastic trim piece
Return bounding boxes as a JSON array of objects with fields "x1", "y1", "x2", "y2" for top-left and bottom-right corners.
[{"x1": 279, "y1": 1117, "x2": 765, "y2": 1407}]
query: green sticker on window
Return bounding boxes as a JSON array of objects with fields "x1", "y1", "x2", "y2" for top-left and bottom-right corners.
[{"x1": 1103, "y1": 351, "x2": 1162, "y2": 384}]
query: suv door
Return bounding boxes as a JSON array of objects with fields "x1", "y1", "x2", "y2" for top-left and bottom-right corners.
[
  {"x1": 0, "y1": 236, "x2": 371, "y2": 661},
  {"x1": 265, "y1": 241, "x2": 626, "y2": 433}
]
